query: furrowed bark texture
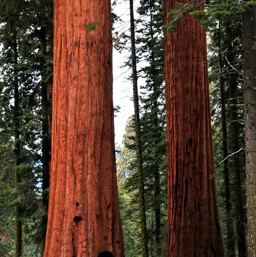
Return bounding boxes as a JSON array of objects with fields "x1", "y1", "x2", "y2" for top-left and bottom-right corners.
[
  {"x1": 43, "y1": 1, "x2": 124, "y2": 256},
  {"x1": 164, "y1": 1, "x2": 224, "y2": 256},
  {"x1": 243, "y1": 6, "x2": 256, "y2": 257}
]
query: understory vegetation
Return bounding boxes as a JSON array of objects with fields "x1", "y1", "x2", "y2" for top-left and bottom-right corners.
[{"x1": 0, "y1": 0, "x2": 255, "y2": 256}]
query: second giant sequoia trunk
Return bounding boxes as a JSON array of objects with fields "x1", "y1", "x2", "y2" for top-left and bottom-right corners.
[
  {"x1": 43, "y1": 0, "x2": 124, "y2": 256},
  {"x1": 164, "y1": 0, "x2": 224, "y2": 256}
]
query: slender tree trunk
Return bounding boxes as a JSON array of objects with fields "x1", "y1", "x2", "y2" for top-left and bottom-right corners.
[
  {"x1": 148, "y1": 2, "x2": 162, "y2": 256},
  {"x1": 218, "y1": 24, "x2": 236, "y2": 257},
  {"x1": 164, "y1": 1, "x2": 225, "y2": 256},
  {"x1": 226, "y1": 25, "x2": 247, "y2": 257},
  {"x1": 129, "y1": 0, "x2": 149, "y2": 256},
  {"x1": 41, "y1": 33, "x2": 50, "y2": 217},
  {"x1": 43, "y1": 1, "x2": 124, "y2": 256},
  {"x1": 152, "y1": 86, "x2": 162, "y2": 257},
  {"x1": 228, "y1": 72, "x2": 247, "y2": 257},
  {"x1": 13, "y1": 26, "x2": 22, "y2": 257},
  {"x1": 243, "y1": 5, "x2": 256, "y2": 257},
  {"x1": 152, "y1": 42, "x2": 162, "y2": 257},
  {"x1": 153, "y1": 161, "x2": 161, "y2": 256},
  {"x1": 40, "y1": 26, "x2": 52, "y2": 255}
]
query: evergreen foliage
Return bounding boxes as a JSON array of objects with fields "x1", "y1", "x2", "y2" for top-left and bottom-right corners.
[
  {"x1": 117, "y1": 117, "x2": 142, "y2": 257},
  {"x1": 0, "y1": 0, "x2": 52, "y2": 255},
  {"x1": 115, "y1": 0, "x2": 250, "y2": 256},
  {"x1": 207, "y1": 1, "x2": 247, "y2": 255},
  {"x1": 0, "y1": 0, "x2": 254, "y2": 255},
  {"x1": 137, "y1": 1, "x2": 167, "y2": 256},
  {"x1": 114, "y1": 1, "x2": 167, "y2": 256}
]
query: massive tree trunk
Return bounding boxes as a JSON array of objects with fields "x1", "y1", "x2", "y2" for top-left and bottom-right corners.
[
  {"x1": 164, "y1": 1, "x2": 224, "y2": 256},
  {"x1": 243, "y1": 5, "x2": 256, "y2": 257},
  {"x1": 43, "y1": 1, "x2": 124, "y2": 256}
]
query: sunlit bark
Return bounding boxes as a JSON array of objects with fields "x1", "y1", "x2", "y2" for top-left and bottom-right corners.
[{"x1": 44, "y1": 1, "x2": 124, "y2": 256}]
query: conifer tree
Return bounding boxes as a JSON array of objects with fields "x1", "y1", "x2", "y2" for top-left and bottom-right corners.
[
  {"x1": 129, "y1": 0, "x2": 149, "y2": 256},
  {"x1": 0, "y1": 0, "x2": 53, "y2": 254},
  {"x1": 116, "y1": 116, "x2": 143, "y2": 257},
  {"x1": 44, "y1": 0, "x2": 124, "y2": 255},
  {"x1": 164, "y1": 0, "x2": 224, "y2": 255},
  {"x1": 33, "y1": 0, "x2": 53, "y2": 252},
  {"x1": 243, "y1": 4, "x2": 256, "y2": 257},
  {"x1": 0, "y1": 2, "x2": 26, "y2": 255},
  {"x1": 208, "y1": 13, "x2": 245, "y2": 256},
  {"x1": 226, "y1": 22, "x2": 247, "y2": 257},
  {"x1": 137, "y1": 0, "x2": 166, "y2": 255}
]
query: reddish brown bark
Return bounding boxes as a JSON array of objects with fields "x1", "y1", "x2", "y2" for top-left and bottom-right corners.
[
  {"x1": 43, "y1": 1, "x2": 124, "y2": 256},
  {"x1": 164, "y1": 1, "x2": 224, "y2": 256}
]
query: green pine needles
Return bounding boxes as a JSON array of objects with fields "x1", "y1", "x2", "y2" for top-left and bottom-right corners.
[
  {"x1": 167, "y1": 0, "x2": 256, "y2": 34},
  {"x1": 167, "y1": 1, "x2": 205, "y2": 34}
]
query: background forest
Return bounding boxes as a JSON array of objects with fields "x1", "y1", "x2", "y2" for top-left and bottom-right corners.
[{"x1": 0, "y1": 0, "x2": 255, "y2": 256}]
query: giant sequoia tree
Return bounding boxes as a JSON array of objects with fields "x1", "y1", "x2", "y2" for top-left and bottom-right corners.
[
  {"x1": 43, "y1": 0, "x2": 124, "y2": 256},
  {"x1": 164, "y1": 0, "x2": 224, "y2": 256}
]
